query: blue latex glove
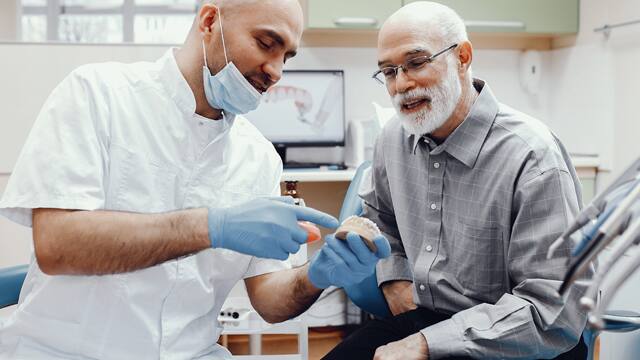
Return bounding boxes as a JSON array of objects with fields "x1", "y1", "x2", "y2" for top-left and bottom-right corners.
[
  {"x1": 208, "y1": 197, "x2": 339, "y2": 260},
  {"x1": 308, "y1": 231, "x2": 391, "y2": 289}
]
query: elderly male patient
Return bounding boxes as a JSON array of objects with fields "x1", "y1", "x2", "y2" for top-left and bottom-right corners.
[{"x1": 324, "y1": 2, "x2": 590, "y2": 360}]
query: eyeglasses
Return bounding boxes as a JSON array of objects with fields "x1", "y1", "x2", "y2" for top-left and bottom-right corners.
[{"x1": 372, "y1": 44, "x2": 458, "y2": 85}]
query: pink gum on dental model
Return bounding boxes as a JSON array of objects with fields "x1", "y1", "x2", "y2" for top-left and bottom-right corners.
[{"x1": 298, "y1": 221, "x2": 322, "y2": 243}]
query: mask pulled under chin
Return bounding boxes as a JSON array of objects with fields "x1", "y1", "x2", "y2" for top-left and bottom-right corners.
[
  {"x1": 200, "y1": 7, "x2": 263, "y2": 115},
  {"x1": 202, "y1": 59, "x2": 262, "y2": 115}
]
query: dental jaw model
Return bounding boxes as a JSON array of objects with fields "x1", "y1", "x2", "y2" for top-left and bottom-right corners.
[
  {"x1": 335, "y1": 215, "x2": 381, "y2": 252},
  {"x1": 299, "y1": 221, "x2": 322, "y2": 243}
]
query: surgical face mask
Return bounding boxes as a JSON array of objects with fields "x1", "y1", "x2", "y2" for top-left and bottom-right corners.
[
  {"x1": 392, "y1": 56, "x2": 462, "y2": 136},
  {"x1": 202, "y1": 9, "x2": 262, "y2": 115}
]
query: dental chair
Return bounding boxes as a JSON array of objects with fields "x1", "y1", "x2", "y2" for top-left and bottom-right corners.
[
  {"x1": 338, "y1": 161, "x2": 640, "y2": 360},
  {"x1": 0, "y1": 264, "x2": 28, "y2": 309}
]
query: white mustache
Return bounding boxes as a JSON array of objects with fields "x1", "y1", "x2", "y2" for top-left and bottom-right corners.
[{"x1": 393, "y1": 88, "x2": 433, "y2": 108}]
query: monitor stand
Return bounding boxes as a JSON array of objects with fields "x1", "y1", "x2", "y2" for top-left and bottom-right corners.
[
  {"x1": 275, "y1": 143, "x2": 346, "y2": 170},
  {"x1": 274, "y1": 144, "x2": 288, "y2": 164}
]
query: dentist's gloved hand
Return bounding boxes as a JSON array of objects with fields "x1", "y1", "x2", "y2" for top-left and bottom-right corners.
[
  {"x1": 207, "y1": 197, "x2": 339, "y2": 260},
  {"x1": 308, "y1": 231, "x2": 391, "y2": 289}
]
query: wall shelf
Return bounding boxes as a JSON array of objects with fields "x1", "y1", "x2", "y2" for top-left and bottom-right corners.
[{"x1": 302, "y1": 29, "x2": 575, "y2": 50}]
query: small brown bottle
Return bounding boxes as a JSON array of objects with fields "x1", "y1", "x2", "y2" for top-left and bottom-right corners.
[
  {"x1": 284, "y1": 181, "x2": 305, "y2": 206},
  {"x1": 283, "y1": 181, "x2": 319, "y2": 242}
]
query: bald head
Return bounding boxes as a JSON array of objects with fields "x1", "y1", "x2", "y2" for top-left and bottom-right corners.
[
  {"x1": 206, "y1": 0, "x2": 302, "y2": 20},
  {"x1": 175, "y1": 0, "x2": 304, "y2": 119},
  {"x1": 379, "y1": 1, "x2": 467, "y2": 51},
  {"x1": 195, "y1": 0, "x2": 303, "y2": 35}
]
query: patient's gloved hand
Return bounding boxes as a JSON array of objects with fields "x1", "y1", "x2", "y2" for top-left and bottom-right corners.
[
  {"x1": 308, "y1": 232, "x2": 391, "y2": 289},
  {"x1": 208, "y1": 198, "x2": 339, "y2": 260}
]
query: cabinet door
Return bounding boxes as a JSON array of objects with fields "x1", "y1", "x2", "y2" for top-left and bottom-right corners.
[
  {"x1": 402, "y1": 0, "x2": 579, "y2": 34},
  {"x1": 307, "y1": 0, "x2": 403, "y2": 29},
  {"x1": 580, "y1": 177, "x2": 596, "y2": 204}
]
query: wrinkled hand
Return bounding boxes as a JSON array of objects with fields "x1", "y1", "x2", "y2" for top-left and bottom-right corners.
[
  {"x1": 381, "y1": 280, "x2": 418, "y2": 316},
  {"x1": 374, "y1": 333, "x2": 429, "y2": 360},
  {"x1": 308, "y1": 231, "x2": 391, "y2": 289},
  {"x1": 208, "y1": 198, "x2": 339, "y2": 260}
]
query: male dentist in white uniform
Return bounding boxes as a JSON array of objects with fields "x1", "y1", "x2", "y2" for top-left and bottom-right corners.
[{"x1": 0, "y1": 0, "x2": 390, "y2": 358}]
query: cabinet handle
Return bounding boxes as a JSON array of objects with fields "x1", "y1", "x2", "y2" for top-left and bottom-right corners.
[
  {"x1": 333, "y1": 17, "x2": 378, "y2": 27},
  {"x1": 73, "y1": 4, "x2": 121, "y2": 10},
  {"x1": 464, "y1": 20, "x2": 525, "y2": 30}
]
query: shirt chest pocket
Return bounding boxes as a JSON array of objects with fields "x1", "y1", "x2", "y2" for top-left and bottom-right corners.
[
  {"x1": 106, "y1": 144, "x2": 180, "y2": 212},
  {"x1": 450, "y1": 218, "x2": 506, "y2": 300}
]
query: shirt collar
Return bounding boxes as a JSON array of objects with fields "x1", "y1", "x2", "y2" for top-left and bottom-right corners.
[
  {"x1": 156, "y1": 48, "x2": 197, "y2": 116},
  {"x1": 193, "y1": 111, "x2": 236, "y2": 144},
  {"x1": 156, "y1": 48, "x2": 236, "y2": 130},
  {"x1": 408, "y1": 78, "x2": 499, "y2": 168}
]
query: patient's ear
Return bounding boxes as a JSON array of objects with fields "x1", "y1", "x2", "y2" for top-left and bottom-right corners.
[{"x1": 457, "y1": 41, "x2": 473, "y2": 74}]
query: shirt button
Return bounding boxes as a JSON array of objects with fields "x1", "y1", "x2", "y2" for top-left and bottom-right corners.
[
  {"x1": 433, "y1": 162, "x2": 440, "y2": 169},
  {"x1": 419, "y1": 284, "x2": 426, "y2": 291},
  {"x1": 199, "y1": 121, "x2": 204, "y2": 126},
  {"x1": 430, "y1": 203, "x2": 437, "y2": 210},
  {"x1": 426, "y1": 245, "x2": 433, "y2": 252}
]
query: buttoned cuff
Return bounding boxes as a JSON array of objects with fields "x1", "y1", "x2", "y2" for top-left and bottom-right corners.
[
  {"x1": 376, "y1": 255, "x2": 413, "y2": 286},
  {"x1": 420, "y1": 318, "x2": 468, "y2": 359}
]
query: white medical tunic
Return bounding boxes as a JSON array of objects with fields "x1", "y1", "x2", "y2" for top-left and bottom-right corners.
[{"x1": 0, "y1": 49, "x2": 288, "y2": 359}]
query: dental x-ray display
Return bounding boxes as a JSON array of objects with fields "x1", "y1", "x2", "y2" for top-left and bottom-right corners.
[{"x1": 244, "y1": 70, "x2": 345, "y2": 145}]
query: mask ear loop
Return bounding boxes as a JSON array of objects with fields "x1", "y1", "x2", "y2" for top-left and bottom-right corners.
[
  {"x1": 217, "y1": 8, "x2": 229, "y2": 64},
  {"x1": 202, "y1": 40, "x2": 209, "y2": 68},
  {"x1": 201, "y1": 6, "x2": 229, "y2": 68}
]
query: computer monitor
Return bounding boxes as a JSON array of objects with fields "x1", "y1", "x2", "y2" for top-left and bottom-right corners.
[{"x1": 243, "y1": 70, "x2": 345, "y2": 164}]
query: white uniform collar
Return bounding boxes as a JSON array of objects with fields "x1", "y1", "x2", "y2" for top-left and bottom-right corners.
[
  {"x1": 156, "y1": 47, "x2": 236, "y2": 130},
  {"x1": 156, "y1": 48, "x2": 196, "y2": 116}
]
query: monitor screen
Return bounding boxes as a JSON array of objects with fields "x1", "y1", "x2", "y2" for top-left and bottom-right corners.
[{"x1": 244, "y1": 70, "x2": 345, "y2": 146}]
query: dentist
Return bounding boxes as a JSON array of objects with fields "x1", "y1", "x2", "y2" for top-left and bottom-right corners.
[{"x1": 0, "y1": 0, "x2": 390, "y2": 358}]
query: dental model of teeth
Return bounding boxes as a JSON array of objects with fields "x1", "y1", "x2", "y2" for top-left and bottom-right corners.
[{"x1": 335, "y1": 215, "x2": 381, "y2": 252}]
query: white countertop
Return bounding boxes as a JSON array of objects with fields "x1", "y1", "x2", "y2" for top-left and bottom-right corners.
[
  {"x1": 572, "y1": 155, "x2": 600, "y2": 168},
  {"x1": 280, "y1": 155, "x2": 600, "y2": 183},
  {"x1": 281, "y1": 169, "x2": 356, "y2": 182}
]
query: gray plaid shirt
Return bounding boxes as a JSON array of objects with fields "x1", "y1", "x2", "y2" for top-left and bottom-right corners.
[{"x1": 361, "y1": 79, "x2": 590, "y2": 359}]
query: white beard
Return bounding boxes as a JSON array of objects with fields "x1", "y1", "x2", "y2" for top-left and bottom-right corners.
[{"x1": 392, "y1": 65, "x2": 462, "y2": 136}]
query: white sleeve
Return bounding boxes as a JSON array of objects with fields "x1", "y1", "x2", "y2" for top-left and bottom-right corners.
[
  {"x1": 243, "y1": 160, "x2": 292, "y2": 279},
  {"x1": 0, "y1": 68, "x2": 109, "y2": 227}
]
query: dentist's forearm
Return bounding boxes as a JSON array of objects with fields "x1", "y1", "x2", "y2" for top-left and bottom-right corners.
[
  {"x1": 32, "y1": 208, "x2": 210, "y2": 275},
  {"x1": 245, "y1": 263, "x2": 323, "y2": 323}
]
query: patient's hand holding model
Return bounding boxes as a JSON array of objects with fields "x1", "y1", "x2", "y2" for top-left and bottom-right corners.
[{"x1": 307, "y1": 216, "x2": 389, "y2": 289}]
